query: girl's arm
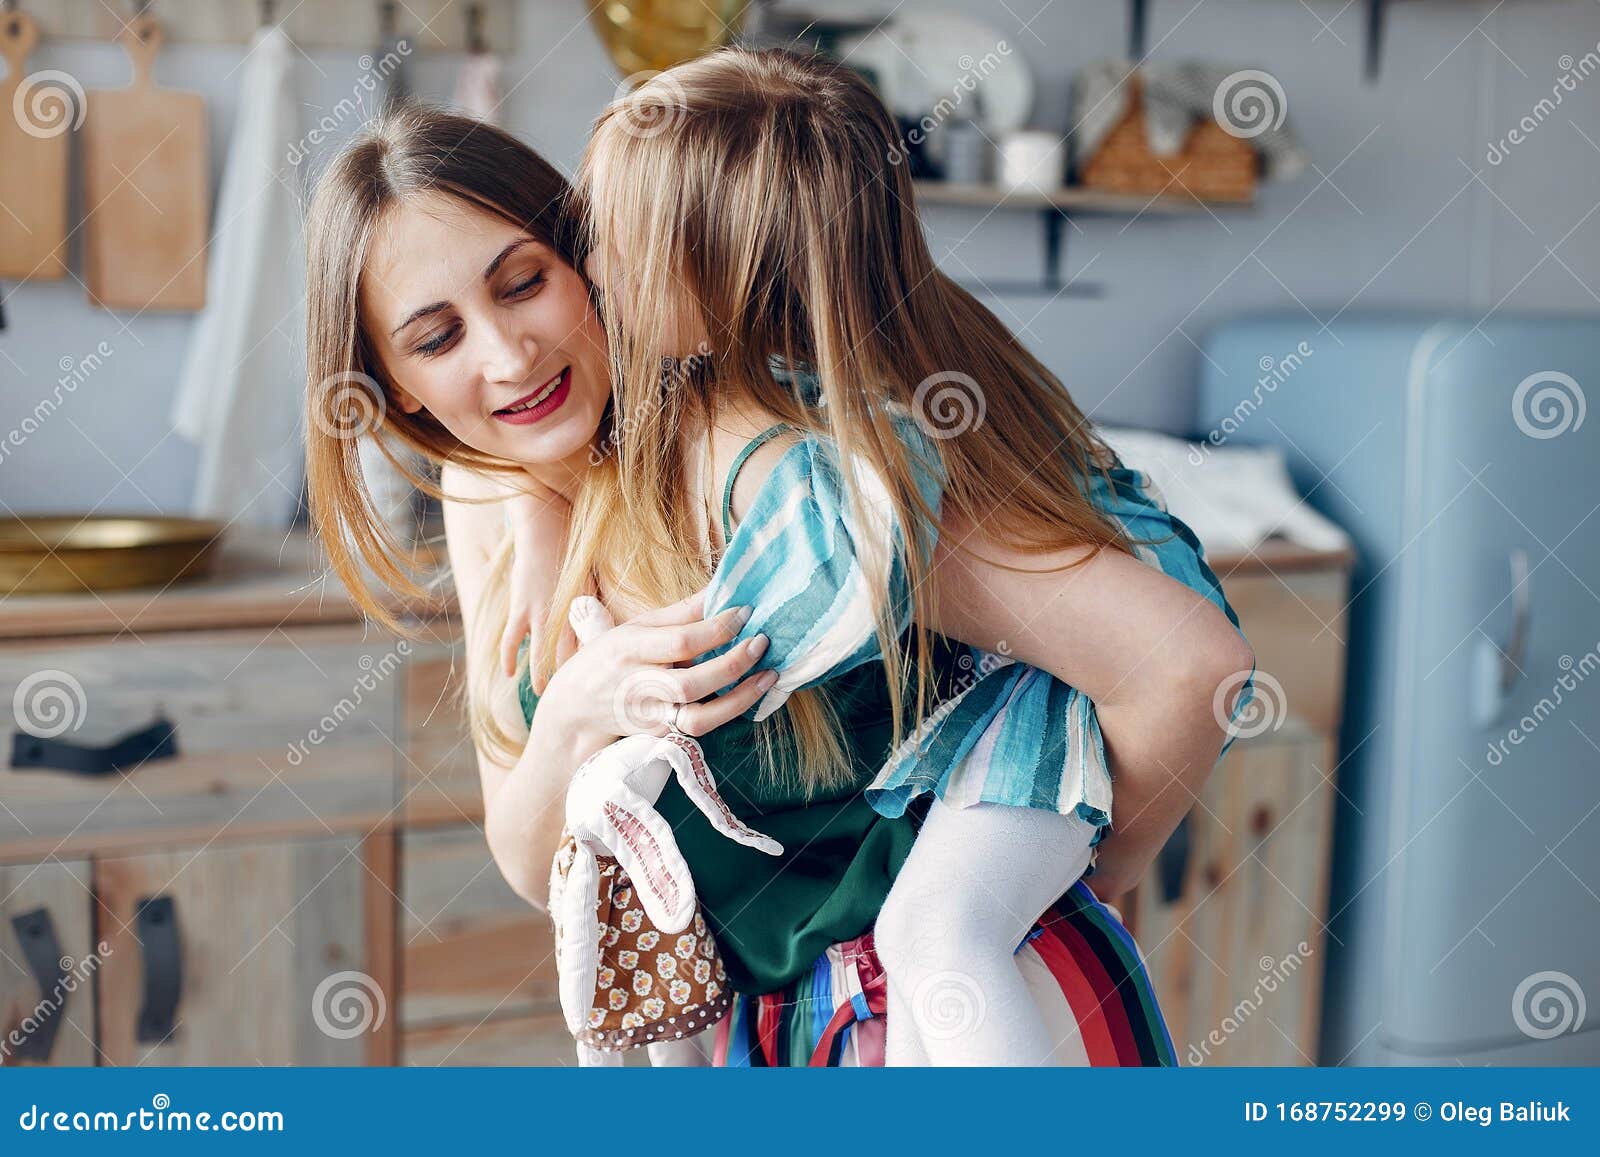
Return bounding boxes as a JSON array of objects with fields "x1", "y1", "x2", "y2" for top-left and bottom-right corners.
[
  {"x1": 441, "y1": 460, "x2": 597, "y2": 903},
  {"x1": 929, "y1": 508, "x2": 1255, "y2": 903},
  {"x1": 500, "y1": 489, "x2": 571, "y2": 682}
]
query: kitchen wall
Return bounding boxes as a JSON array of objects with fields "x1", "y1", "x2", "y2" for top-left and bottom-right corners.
[{"x1": 1, "y1": 0, "x2": 1596, "y2": 518}]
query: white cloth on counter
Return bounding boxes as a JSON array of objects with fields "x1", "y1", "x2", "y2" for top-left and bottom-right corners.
[
  {"x1": 1097, "y1": 425, "x2": 1349, "y2": 555},
  {"x1": 170, "y1": 26, "x2": 305, "y2": 529}
]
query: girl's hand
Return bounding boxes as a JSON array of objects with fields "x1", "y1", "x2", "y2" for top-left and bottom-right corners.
[{"x1": 535, "y1": 587, "x2": 778, "y2": 751}]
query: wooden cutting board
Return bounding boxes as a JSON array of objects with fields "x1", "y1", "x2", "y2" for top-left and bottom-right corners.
[
  {"x1": 82, "y1": 12, "x2": 208, "y2": 311},
  {"x1": 0, "y1": 9, "x2": 70, "y2": 280}
]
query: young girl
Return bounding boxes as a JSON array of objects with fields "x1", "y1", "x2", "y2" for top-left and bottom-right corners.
[{"x1": 509, "y1": 48, "x2": 1255, "y2": 1064}]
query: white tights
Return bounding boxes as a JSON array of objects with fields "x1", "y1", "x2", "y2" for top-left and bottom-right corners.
[{"x1": 875, "y1": 798, "x2": 1098, "y2": 1066}]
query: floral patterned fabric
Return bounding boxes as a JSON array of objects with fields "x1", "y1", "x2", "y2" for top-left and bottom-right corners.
[{"x1": 551, "y1": 834, "x2": 732, "y2": 1052}]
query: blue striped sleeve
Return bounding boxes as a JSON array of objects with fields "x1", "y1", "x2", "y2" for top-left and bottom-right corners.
[{"x1": 701, "y1": 414, "x2": 944, "y2": 721}]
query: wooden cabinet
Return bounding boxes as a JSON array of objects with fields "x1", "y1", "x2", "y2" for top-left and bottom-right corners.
[
  {"x1": 397, "y1": 825, "x2": 571, "y2": 1065},
  {"x1": 0, "y1": 860, "x2": 98, "y2": 1066},
  {"x1": 1133, "y1": 720, "x2": 1336, "y2": 1065},
  {"x1": 399, "y1": 636, "x2": 482, "y2": 827},
  {"x1": 92, "y1": 835, "x2": 391, "y2": 1066},
  {"x1": 0, "y1": 528, "x2": 1355, "y2": 1068},
  {"x1": 0, "y1": 532, "x2": 406, "y2": 1067},
  {"x1": 0, "y1": 625, "x2": 404, "y2": 859},
  {"x1": 1127, "y1": 543, "x2": 1353, "y2": 1067}
]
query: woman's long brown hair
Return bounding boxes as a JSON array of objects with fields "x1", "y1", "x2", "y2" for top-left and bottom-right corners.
[{"x1": 303, "y1": 103, "x2": 580, "y2": 766}]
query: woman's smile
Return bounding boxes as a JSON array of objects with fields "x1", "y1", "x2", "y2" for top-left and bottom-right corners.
[{"x1": 493, "y1": 366, "x2": 572, "y2": 424}]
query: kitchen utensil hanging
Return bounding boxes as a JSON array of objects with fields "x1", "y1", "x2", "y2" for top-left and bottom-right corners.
[
  {"x1": 82, "y1": 3, "x2": 210, "y2": 311},
  {"x1": 0, "y1": 2, "x2": 71, "y2": 281}
]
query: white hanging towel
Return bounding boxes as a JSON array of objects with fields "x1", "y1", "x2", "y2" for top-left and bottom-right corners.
[
  {"x1": 453, "y1": 52, "x2": 502, "y2": 123},
  {"x1": 170, "y1": 26, "x2": 306, "y2": 529}
]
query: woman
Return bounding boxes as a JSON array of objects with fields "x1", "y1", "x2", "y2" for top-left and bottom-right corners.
[{"x1": 304, "y1": 102, "x2": 1249, "y2": 1065}]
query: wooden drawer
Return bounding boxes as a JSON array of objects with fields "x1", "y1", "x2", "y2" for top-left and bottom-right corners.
[
  {"x1": 94, "y1": 833, "x2": 393, "y2": 1065},
  {"x1": 0, "y1": 859, "x2": 98, "y2": 1067},
  {"x1": 401, "y1": 638, "x2": 483, "y2": 825},
  {"x1": 1219, "y1": 564, "x2": 1350, "y2": 737},
  {"x1": 0, "y1": 625, "x2": 403, "y2": 859},
  {"x1": 1135, "y1": 720, "x2": 1336, "y2": 1066},
  {"x1": 399, "y1": 825, "x2": 556, "y2": 1027}
]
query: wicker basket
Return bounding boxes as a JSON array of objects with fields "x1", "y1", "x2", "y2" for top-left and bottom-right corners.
[{"x1": 1078, "y1": 75, "x2": 1257, "y2": 203}]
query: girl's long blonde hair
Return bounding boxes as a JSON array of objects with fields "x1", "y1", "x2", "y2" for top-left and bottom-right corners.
[
  {"x1": 303, "y1": 104, "x2": 581, "y2": 767},
  {"x1": 550, "y1": 47, "x2": 1132, "y2": 791}
]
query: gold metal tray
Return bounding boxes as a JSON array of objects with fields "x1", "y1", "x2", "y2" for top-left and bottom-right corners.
[{"x1": 0, "y1": 516, "x2": 226, "y2": 595}]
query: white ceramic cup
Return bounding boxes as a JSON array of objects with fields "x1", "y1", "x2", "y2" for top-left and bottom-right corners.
[{"x1": 999, "y1": 130, "x2": 1065, "y2": 193}]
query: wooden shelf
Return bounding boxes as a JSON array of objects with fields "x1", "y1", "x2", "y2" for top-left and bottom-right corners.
[
  {"x1": 913, "y1": 180, "x2": 1254, "y2": 296},
  {"x1": 914, "y1": 181, "x2": 1254, "y2": 215}
]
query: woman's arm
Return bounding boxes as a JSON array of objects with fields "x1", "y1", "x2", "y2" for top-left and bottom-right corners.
[{"x1": 929, "y1": 508, "x2": 1255, "y2": 903}]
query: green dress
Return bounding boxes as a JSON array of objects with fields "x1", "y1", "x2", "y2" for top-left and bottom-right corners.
[
  {"x1": 515, "y1": 427, "x2": 966, "y2": 995},
  {"x1": 519, "y1": 651, "x2": 963, "y2": 995}
]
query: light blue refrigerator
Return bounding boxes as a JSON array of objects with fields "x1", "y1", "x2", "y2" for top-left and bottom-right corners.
[{"x1": 1198, "y1": 314, "x2": 1600, "y2": 1065}]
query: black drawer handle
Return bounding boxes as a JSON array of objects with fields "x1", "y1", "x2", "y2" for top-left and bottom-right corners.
[
  {"x1": 11, "y1": 714, "x2": 178, "y2": 777},
  {"x1": 8, "y1": 907, "x2": 67, "y2": 1062},
  {"x1": 1156, "y1": 811, "x2": 1193, "y2": 905},
  {"x1": 135, "y1": 895, "x2": 182, "y2": 1045}
]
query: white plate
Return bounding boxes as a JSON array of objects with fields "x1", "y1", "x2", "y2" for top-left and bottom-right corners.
[{"x1": 838, "y1": 9, "x2": 1034, "y2": 134}]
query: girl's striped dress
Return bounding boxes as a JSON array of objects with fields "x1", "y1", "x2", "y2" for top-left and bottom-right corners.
[
  {"x1": 703, "y1": 409, "x2": 1255, "y2": 880},
  {"x1": 711, "y1": 880, "x2": 1179, "y2": 1066}
]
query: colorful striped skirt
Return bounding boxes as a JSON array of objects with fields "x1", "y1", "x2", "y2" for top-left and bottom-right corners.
[{"x1": 710, "y1": 879, "x2": 1178, "y2": 1066}]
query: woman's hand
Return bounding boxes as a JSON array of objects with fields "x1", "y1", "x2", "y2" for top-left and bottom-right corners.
[{"x1": 535, "y1": 587, "x2": 779, "y2": 753}]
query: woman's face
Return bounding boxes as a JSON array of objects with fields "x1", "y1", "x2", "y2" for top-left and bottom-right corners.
[{"x1": 360, "y1": 191, "x2": 610, "y2": 478}]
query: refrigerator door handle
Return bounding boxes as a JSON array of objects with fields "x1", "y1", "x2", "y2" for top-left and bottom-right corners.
[{"x1": 1471, "y1": 547, "x2": 1531, "y2": 726}]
